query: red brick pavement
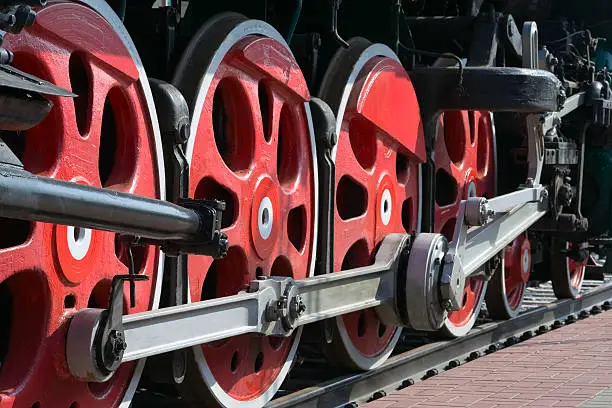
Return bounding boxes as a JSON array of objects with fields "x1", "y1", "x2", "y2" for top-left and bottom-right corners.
[{"x1": 365, "y1": 309, "x2": 612, "y2": 407}]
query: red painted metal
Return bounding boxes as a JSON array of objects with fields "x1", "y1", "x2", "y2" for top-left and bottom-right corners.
[
  {"x1": 333, "y1": 56, "x2": 421, "y2": 360},
  {"x1": 503, "y1": 233, "x2": 531, "y2": 310},
  {"x1": 434, "y1": 111, "x2": 495, "y2": 329},
  {"x1": 354, "y1": 58, "x2": 426, "y2": 163},
  {"x1": 567, "y1": 242, "x2": 588, "y2": 290},
  {"x1": 0, "y1": 3, "x2": 161, "y2": 407},
  {"x1": 186, "y1": 35, "x2": 316, "y2": 401}
]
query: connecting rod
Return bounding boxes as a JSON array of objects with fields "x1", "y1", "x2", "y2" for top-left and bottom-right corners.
[{"x1": 66, "y1": 234, "x2": 410, "y2": 382}]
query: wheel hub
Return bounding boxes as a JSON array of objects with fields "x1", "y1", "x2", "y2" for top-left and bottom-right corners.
[{"x1": 251, "y1": 177, "x2": 281, "y2": 259}]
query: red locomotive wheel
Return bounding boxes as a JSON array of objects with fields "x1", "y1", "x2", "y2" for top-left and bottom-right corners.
[
  {"x1": 0, "y1": 1, "x2": 165, "y2": 407},
  {"x1": 172, "y1": 14, "x2": 317, "y2": 407},
  {"x1": 318, "y1": 38, "x2": 424, "y2": 369},
  {"x1": 434, "y1": 110, "x2": 495, "y2": 338},
  {"x1": 551, "y1": 239, "x2": 588, "y2": 299},
  {"x1": 486, "y1": 233, "x2": 532, "y2": 319}
]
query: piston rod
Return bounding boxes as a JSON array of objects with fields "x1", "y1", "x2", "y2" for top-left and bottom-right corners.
[{"x1": 0, "y1": 163, "x2": 200, "y2": 241}]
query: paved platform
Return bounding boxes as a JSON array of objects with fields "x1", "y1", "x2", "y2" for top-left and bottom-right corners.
[{"x1": 365, "y1": 308, "x2": 612, "y2": 408}]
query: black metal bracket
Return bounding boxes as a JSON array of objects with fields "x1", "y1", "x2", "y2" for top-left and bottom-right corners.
[
  {"x1": 95, "y1": 274, "x2": 149, "y2": 375},
  {"x1": 502, "y1": 14, "x2": 523, "y2": 60},
  {"x1": 330, "y1": 0, "x2": 348, "y2": 48},
  {"x1": 123, "y1": 80, "x2": 229, "y2": 259},
  {"x1": 467, "y1": 11, "x2": 502, "y2": 67},
  {"x1": 0, "y1": 3, "x2": 36, "y2": 34},
  {"x1": 308, "y1": 97, "x2": 337, "y2": 345},
  {"x1": 148, "y1": 77, "x2": 190, "y2": 315},
  {"x1": 310, "y1": 97, "x2": 336, "y2": 277},
  {"x1": 120, "y1": 198, "x2": 229, "y2": 259}
]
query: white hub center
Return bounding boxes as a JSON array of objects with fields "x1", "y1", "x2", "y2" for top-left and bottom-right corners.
[
  {"x1": 258, "y1": 197, "x2": 273, "y2": 240},
  {"x1": 380, "y1": 189, "x2": 392, "y2": 226},
  {"x1": 67, "y1": 226, "x2": 92, "y2": 261},
  {"x1": 522, "y1": 248, "x2": 530, "y2": 273}
]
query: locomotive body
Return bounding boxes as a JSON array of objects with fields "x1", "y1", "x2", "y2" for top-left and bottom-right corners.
[{"x1": 0, "y1": 0, "x2": 610, "y2": 407}]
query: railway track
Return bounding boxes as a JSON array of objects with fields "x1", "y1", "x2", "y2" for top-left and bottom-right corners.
[{"x1": 130, "y1": 274, "x2": 612, "y2": 408}]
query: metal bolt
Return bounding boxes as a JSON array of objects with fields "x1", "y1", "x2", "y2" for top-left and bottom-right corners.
[
  {"x1": 448, "y1": 360, "x2": 461, "y2": 368},
  {"x1": 537, "y1": 325, "x2": 549, "y2": 334},
  {"x1": 372, "y1": 391, "x2": 386, "y2": 400},
  {"x1": 107, "y1": 330, "x2": 127, "y2": 358},
  {"x1": 505, "y1": 336, "x2": 518, "y2": 346},
  {"x1": 401, "y1": 379, "x2": 415, "y2": 388},
  {"x1": 468, "y1": 351, "x2": 481, "y2": 360},
  {"x1": 290, "y1": 295, "x2": 306, "y2": 319},
  {"x1": 552, "y1": 320, "x2": 564, "y2": 328},
  {"x1": 479, "y1": 200, "x2": 491, "y2": 224},
  {"x1": 489, "y1": 343, "x2": 501, "y2": 353},
  {"x1": 425, "y1": 369, "x2": 438, "y2": 378}
]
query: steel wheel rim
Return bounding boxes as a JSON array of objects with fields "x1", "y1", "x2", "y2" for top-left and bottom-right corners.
[
  {"x1": 173, "y1": 14, "x2": 318, "y2": 407},
  {"x1": 319, "y1": 38, "x2": 423, "y2": 369},
  {"x1": 436, "y1": 111, "x2": 495, "y2": 337},
  {"x1": 0, "y1": 1, "x2": 165, "y2": 406}
]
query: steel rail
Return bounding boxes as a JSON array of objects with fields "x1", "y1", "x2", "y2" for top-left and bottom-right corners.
[{"x1": 266, "y1": 282, "x2": 612, "y2": 408}]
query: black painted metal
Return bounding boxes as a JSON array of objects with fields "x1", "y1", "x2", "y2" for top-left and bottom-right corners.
[
  {"x1": 310, "y1": 96, "x2": 336, "y2": 277},
  {"x1": 148, "y1": 77, "x2": 191, "y2": 303},
  {"x1": 409, "y1": 66, "x2": 563, "y2": 114},
  {"x1": 467, "y1": 12, "x2": 501, "y2": 67},
  {"x1": 0, "y1": 64, "x2": 75, "y2": 97},
  {"x1": 0, "y1": 163, "x2": 200, "y2": 240}
]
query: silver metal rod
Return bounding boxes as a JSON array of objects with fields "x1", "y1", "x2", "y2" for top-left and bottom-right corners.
[
  {"x1": 114, "y1": 236, "x2": 405, "y2": 362},
  {"x1": 464, "y1": 201, "x2": 547, "y2": 278},
  {"x1": 487, "y1": 187, "x2": 541, "y2": 213},
  {"x1": 122, "y1": 290, "x2": 269, "y2": 362}
]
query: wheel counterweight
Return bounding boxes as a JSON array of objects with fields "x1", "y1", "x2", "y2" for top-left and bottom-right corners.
[
  {"x1": 172, "y1": 13, "x2": 318, "y2": 407},
  {"x1": 318, "y1": 38, "x2": 424, "y2": 370},
  {"x1": 0, "y1": 1, "x2": 165, "y2": 406},
  {"x1": 435, "y1": 110, "x2": 495, "y2": 337}
]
